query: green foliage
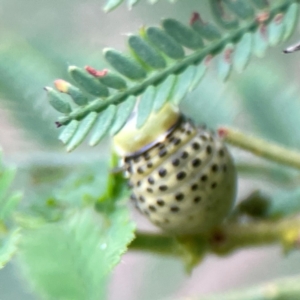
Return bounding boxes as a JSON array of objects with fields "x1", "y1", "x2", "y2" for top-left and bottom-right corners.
[
  {"x1": 16, "y1": 156, "x2": 135, "y2": 300},
  {"x1": 45, "y1": 0, "x2": 299, "y2": 152},
  {"x1": 19, "y1": 207, "x2": 135, "y2": 300},
  {"x1": 3, "y1": 0, "x2": 300, "y2": 299},
  {"x1": 0, "y1": 150, "x2": 22, "y2": 268}
]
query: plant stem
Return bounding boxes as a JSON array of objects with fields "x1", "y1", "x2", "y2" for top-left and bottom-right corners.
[
  {"x1": 184, "y1": 276, "x2": 300, "y2": 300},
  {"x1": 130, "y1": 217, "x2": 300, "y2": 256},
  {"x1": 219, "y1": 127, "x2": 300, "y2": 170}
]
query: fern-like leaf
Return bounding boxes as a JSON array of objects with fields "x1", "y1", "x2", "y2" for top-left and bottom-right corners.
[{"x1": 46, "y1": 0, "x2": 299, "y2": 151}]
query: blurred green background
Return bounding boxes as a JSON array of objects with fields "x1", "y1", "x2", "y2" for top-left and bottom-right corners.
[{"x1": 1, "y1": 0, "x2": 300, "y2": 299}]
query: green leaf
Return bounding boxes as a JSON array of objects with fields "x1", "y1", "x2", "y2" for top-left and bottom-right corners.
[
  {"x1": 146, "y1": 27, "x2": 185, "y2": 59},
  {"x1": 19, "y1": 208, "x2": 135, "y2": 300},
  {"x1": 223, "y1": 0, "x2": 254, "y2": 20},
  {"x1": 128, "y1": 35, "x2": 166, "y2": 69},
  {"x1": 171, "y1": 66, "x2": 195, "y2": 105},
  {"x1": 162, "y1": 19, "x2": 204, "y2": 50},
  {"x1": 251, "y1": 0, "x2": 269, "y2": 9},
  {"x1": 209, "y1": 0, "x2": 239, "y2": 30},
  {"x1": 46, "y1": 87, "x2": 72, "y2": 114},
  {"x1": 282, "y1": 3, "x2": 299, "y2": 40},
  {"x1": 0, "y1": 228, "x2": 21, "y2": 269},
  {"x1": 98, "y1": 72, "x2": 127, "y2": 90},
  {"x1": 55, "y1": 80, "x2": 88, "y2": 106},
  {"x1": 181, "y1": 72, "x2": 238, "y2": 127},
  {"x1": 104, "y1": 48, "x2": 147, "y2": 80},
  {"x1": 89, "y1": 105, "x2": 117, "y2": 146},
  {"x1": 253, "y1": 25, "x2": 268, "y2": 58},
  {"x1": 233, "y1": 32, "x2": 252, "y2": 72},
  {"x1": 69, "y1": 66, "x2": 109, "y2": 97},
  {"x1": 59, "y1": 120, "x2": 79, "y2": 145},
  {"x1": 190, "y1": 14, "x2": 221, "y2": 41},
  {"x1": 67, "y1": 112, "x2": 98, "y2": 152},
  {"x1": 103, "y1": 0, "x2": 123, "y2": 12},
  {"x1": 268, "y1": 14, "x2": 285, "y2": 47},
  {"x1": 152, "y1": 75, "x2": 176, "y2": 112},
  {"x1": 0, "y1": 166, "x2": 16, "y2": 203},
  {"x1": 48, "y1": 2, "x2": 300, "y2": 151},
  {"x1": 136, "y1": 85, "x2": 156, "y2": 128},
  {"x1": 0, "y1": 192, "x2": 22, "y2": 221},
  {"x1": 217, "y1": 44, "x2": 233, "y2": 81},
  {"x1": 110, "y1": 96, "x2": 136, "y2": 135},
  {"x1": 189, "y1": 62, "x2": 207, "y2": 92}
]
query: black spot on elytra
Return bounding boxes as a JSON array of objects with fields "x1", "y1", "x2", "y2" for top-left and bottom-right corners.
[
  {"x1": 159, "y1": 148, "x2": 167, "y2": 158},
  {"x1": 191, "y1": 183, "x2": 198, "y2": 191},
  {"x1": 158, "y1": 168, "x2": 167, "y2": 177},
  {"x1": 201, "y1": 175, "x2": 208, "y2": 182},
  {"x1": 148, "y1": 177, "x2": 155, "y2": 185},
  {"x1": 212, "y1": 164, "x2": 219, "y2": 172},
  {"x1": 175, "y1": 192, "x2": 184, "y2": 201},
  {"x1": 157, "y1": 199, "x2": 165, "y2": 206},
  {"x1": 192, "y1": 158, "x2": 201, "y2": 168},
  {"x1": 159, "y1": 185, "x2": 168, "y2": 191},
  {"x1": 170, "y1": 206, "x2": 180, "y2": 212},
  {"x1": 149, "y1": 205, "x2": 156, "y2": 212},
  {"x1": 206, "y1": 145, "x2": 212, "y2": 154},
  {"x1": 181, "y1": 151, "x2": 189, "y2": 159},
  {"x1": 172, "y1": 158, "x2": 180, "y2": 167},
  {"x1": 147, "y1": 162, "x2": 153, "y2": 168},
  {"x1": 176, "y1": 171, "x2": 186, "y2": 181},
  {"x1": 194, "y1": 196, "x2": 201, "y2": 203},
  {"x1": 192, "y1": 142, "x2": 200, "y2": 150}
]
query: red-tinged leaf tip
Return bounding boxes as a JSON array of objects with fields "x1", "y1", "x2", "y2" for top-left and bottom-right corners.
[
  {"x1": 224, "y1": 48, "x2": 233, "y2": 64},
  {"x1": 55, "y1": 121, "x2": 62, "y2": 128},
  {"x1": 217, "y1": 127, "x2": 228, "y2": 138},
  {"x1": 85, "y1": 66, "x2": 108, "y2": 77},
  {"x1": 256, "y1": 11, "x2": 270, "y2": 23},
  {"x1": 204, "y1": 55, "x2": 213, "y2": 66},
  {"x1": 190, "y1": 12, "x2": 201, "y2": 25},
  {"x1": 260, "y1": 24, "x2": 268, "y2": 40},
  {"x1": 54, "y1": 79, "x2": 70, "y2": 93},
  {"x1": 274, "y1": 13, "x2": 283, "y2": 24}
]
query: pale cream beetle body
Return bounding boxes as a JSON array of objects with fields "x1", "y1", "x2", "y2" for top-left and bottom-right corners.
[{"x1": 114, "y1": 104, "x2": 237, "y2": 235}]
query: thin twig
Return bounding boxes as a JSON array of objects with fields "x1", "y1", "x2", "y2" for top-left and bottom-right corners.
[
  {"x1": 218, "y1": 127, "x2": 300, "y2": 170},
  {"x1": 130, "y1": 216, "x2": 300, "y2": 256}
]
